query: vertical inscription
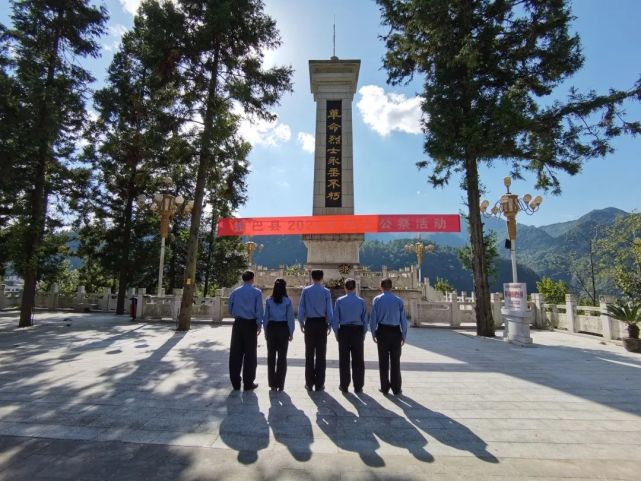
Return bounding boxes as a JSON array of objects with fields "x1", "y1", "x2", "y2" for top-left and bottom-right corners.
[{"x1": 325, "y1": 100, "x2": 342, "y2": 207}]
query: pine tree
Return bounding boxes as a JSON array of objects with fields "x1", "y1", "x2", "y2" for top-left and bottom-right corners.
[
  {"x1": 3, "y1": 0, "x2": 107, "y2": 327},
  {"x1": 378, "y1": 0, "x2": 640, "y2": 336},
  {"x1": 85, "y1": 0, "x2": 185, "y2": 314},
  {"x1": 164, "y1": 0, "x2": 293, "y2": 330}
]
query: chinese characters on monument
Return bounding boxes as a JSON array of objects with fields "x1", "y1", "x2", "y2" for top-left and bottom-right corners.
[{"x1": 325, "y1": 100, "x2": 342, "y2": 207}]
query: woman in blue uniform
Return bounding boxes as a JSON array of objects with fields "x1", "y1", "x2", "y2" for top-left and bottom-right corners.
[{"x1": 263, "y1": 278, "x2": 295, "y2": 391}]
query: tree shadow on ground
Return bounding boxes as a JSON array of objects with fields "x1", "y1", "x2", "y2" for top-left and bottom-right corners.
[{"x1": 405, "y1": 329, "x2": 641, "y2": 418}]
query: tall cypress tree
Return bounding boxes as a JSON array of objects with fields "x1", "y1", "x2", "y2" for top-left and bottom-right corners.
[
  {"x1": 168, "y1": 0, "x2": 293, "y2": 330},
  {"x1": 377, "y1": 0, "x2": 640, "y2": 336},
  {"x1": 86, "y1": 0, "x2": 185, "y2": 314},
  {"x1": 3, "y1": 0, "x2": 107, "y2": 327}
]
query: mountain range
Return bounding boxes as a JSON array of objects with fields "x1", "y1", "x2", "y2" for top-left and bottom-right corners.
[{"x1": 250, "y1": 207, "x2": 629, "y2": 294}]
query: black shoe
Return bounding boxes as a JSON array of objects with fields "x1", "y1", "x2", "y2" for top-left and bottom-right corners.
[
  {"x1": 339, "y1": 385, "x2": 348, "y2": 393},
  {"x1": 232, "y1": 385, "x2": 241, "y2": 391},
  {"x1": 379, "y1": 388, "x2": 389, "y2": 395},
  {"x1": 354, "y1": 388, "x2": 363, "y2": 394},
  {"x1": 305, "y1": 384, "x2": 313, "y2": 391},
  {"x1": 244, "y1": 383, "x2": 259, "y2": 391},
  {"x1": 315, "y1": 386, "x2": 325, "y2": 392},
  {"x1": 392, "y1": 389, "x2": 403, "y2": 396},
  {"x1": 270, "y1": 387, "x2": 277, "y2": 392}
]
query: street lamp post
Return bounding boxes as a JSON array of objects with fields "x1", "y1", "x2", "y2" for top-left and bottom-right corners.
[
  {"x1": 243, "y1": 240, "x2": 263, "y2": 268},
  {"x1": 405, "y1": 240, "x2": 434, "y2": 285},
  {"x1": 481, "y1": 177, "x2": 542, "y2": 345},
  {"x1": 480, "y1": 177, "x2": 542, "y2": 283},
  {"x1": 144, "y1": 177, "x2": 194, "y2": 296}
]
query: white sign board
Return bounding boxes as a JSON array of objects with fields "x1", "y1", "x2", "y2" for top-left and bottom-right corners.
[{"x1": 503, "y1": 283, "x2": 527, "y2": 312}]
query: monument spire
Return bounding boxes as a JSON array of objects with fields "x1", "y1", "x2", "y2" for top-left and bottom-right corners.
[{"x1": 332, "y1": 17, "x2": 336, "y2": 59}]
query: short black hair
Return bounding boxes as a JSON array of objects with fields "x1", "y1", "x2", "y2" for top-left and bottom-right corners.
[
  {"x1": 272, "y1": 278, "x2": 287, "y2": 304},
  {"x1": 344, "y1": 278, "x2": 356, "y2": 290},
  {"x1": 311, "y1": 269, "x2": 324, "y2": 281},
  {"x1": 242, "y1": 270, "x2": 255, "y2": 282},
  {"x1": 381, "y1": 278, "x2": 392, "y2": 290}
]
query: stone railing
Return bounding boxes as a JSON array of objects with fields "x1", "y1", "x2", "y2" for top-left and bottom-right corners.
[{"x1": 539, "y1": 294, "x2": 625, "y2": 340}]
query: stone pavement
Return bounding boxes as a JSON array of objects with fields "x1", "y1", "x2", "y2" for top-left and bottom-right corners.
[{"x1": 0, "y1": 311, "x2": 640, "y2": 481}]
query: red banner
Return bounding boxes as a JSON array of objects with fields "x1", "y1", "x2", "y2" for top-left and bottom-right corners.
[{"x1": 217, "y1": 214, "x2": 461, "y2": 237}]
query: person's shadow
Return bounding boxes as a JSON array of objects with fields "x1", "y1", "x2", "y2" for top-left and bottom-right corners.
[
  {"x1": 388, "y1": 394, "x2": 498, "y2": 462},
  {"x1": 268, "y1": 391, "x2": 313, "y2": 461},
  {"x1": 307, "y1": 391, "x2": 385, "y2": 467},
  {"x1": 218, "y1": 391, "x2": 269, "y2": 464},
  {"x1": 346, "y1": 393, "x2": 433, "y2": 463}
]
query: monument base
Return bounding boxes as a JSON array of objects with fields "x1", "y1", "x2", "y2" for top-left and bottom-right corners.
[{"x1": 303, "y1": 234, "x2": 363, "y2": 282}]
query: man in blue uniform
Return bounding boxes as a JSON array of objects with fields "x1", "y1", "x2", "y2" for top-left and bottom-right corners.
[
  {"x1": 228, "y1": 270, "x2": 263, "y2": 391},
  {"x1": 370, "y1": 278, "x2": 408, "y2": 395},
  {"x1": 333, "y1": 278, "x2": 368, "y2": 393},
  {"x1": 298, "y1": 269, "x2": 333, "y2": 391}
]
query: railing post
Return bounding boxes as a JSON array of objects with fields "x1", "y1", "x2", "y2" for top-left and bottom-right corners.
[
  {"x1": 0, "y1": 285, "x2": 6, "y2": 310},
  {"x1": 450, "y1": 292, "x2": 460, "y2": 327},
  {"x1": 565, "y1": 294, "x2": 577, "y2": 333},
  {"x1": 530, "y1": 293, "x2": 544, "y2": 328},
  {"x1": 599, "y1": 295, "x2": 616, "y2": 340},
  {"x1": 491, "y1": 293, "x2": 503, "y2": 329}
]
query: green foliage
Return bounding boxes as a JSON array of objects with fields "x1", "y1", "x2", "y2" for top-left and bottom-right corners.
[
  {"x1": 434, "y1": 277, "x2": 454, "y2": 295},
  {"x1": 536, "y1": 277, "x2": 568, "y2": 304},
  {"x1": 596, "y1": 213, "x2": 641, "y2": 301},
  {"x1": 458, "y1": 230, "x2": 499, "y2": 282},
  {"x1": 38, "y1": 260, "x2": 79, "y2": 295},
  {"x1": 377, "y1": 0, "x2": 641, "y2": 335}
]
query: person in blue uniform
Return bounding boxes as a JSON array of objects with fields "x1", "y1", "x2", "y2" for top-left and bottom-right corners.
[
  {"x1": 228, "y1": 270, "x2": 263, "y2": 391},
  {"x1": 298, "y1": 269, "x2": 333, "y2": 391},
  {"x1": 333, "y1": 278, "x2": 368, "y2": 393},
  {"x1": 263, "y1": 278, "x2": 295, "y2": 391},
  {"x1": 370, "y1": 278, "x2": 408, "y2": 395}
]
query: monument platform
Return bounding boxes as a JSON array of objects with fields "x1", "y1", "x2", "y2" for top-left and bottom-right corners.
[{"x1": 0, "y1": 311, "x2": 639, "y2": 480}]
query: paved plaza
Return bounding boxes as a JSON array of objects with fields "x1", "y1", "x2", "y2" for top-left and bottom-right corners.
[{"x1": 0, "y1": 311, "x2": 640, "y2": 480}]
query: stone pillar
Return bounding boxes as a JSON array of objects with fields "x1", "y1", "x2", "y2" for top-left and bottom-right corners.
[
  {"x1": 565, "y1": 294, "x2": 577, "y2": 333},
  {"x1": 47, "y1": 283, "x2": 59, "y2": 310},
  {"x1": 530, "y1": 293, "x2": 544, "y2": 328},
  {"x1": 599, "y1": 295, "x2": 616, "y2": 340},
  {"x1": 0, "y1": 285, "x2": 6, "y2": 310},
  {"x1": 450, "y1": 292, "x2": 460, "y2": 327},
  {"x1": 172, "y1": 288, "x2": 183, "y2": 321},
  {"x1": 409, "y1": 296, "x2": 419, "y2": 328},
  {"x1": 101, "y1": 288, "x2": 111, "y2": 311},
  {"x1": 382, "y1": 265, "x2": 388, "y2": 279},
  {"x1": 490, "y1": 293, "x2": 503, "y2": 329}
]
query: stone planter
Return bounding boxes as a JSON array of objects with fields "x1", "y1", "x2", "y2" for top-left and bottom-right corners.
[{"x1": 622, "y1": 337, "x2": 641, "y2": 353}]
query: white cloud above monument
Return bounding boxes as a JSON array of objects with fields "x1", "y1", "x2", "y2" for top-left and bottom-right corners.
[
  {"x1": 119, "y1": 0, "x2": 141, "y2": 16},
  {"x1": 297, "y1": 132, "x2": 315, "y2": 153},
  {"x1": 357, "y1": 85, "x2": 423, "y2": 137},
  {"x1": 237, "y1": 115, "x2": 292, "y2": 148}
]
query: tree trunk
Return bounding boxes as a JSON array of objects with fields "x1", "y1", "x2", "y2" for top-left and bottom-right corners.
[
  {"x1": 465, "y1": 156, "x2": 495, "y2": 337},
  {"x1": 203, "y1": 209, "x2": 218, "y2": 297},
  {"x1": 19, "y1": 16, "x2": 62, "y2": 327},
  {"x1": 177, "y1": 47, "x2": 220, "y2": 331},
  {"x1": 115, "y1": 168, "x2": 137, "y2": 315}
]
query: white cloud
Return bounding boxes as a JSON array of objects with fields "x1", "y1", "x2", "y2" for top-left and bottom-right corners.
[
  {"x1": 103, "y1": 24, "x2": 128, "y2": 52},
  {"x1": 297, "y1": 132, "x2": 315, "y2": 153},
  {"x1": 119, "y1": 0, "x2": 141, "y2": 15},
  {"x1": 356, "y1": 85, "x2": 423, "y2": 137},
  {"x1": 238, "y1": 115, "x2": 291, "y2": 148}
]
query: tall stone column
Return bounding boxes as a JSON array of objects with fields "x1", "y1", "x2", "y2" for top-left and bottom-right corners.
[{"x1": 304, "y1": 57, "x2": 363, "y2": 280}]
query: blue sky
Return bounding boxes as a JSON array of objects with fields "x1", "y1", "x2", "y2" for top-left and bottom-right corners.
[{"x1": 3, "y1": 0, "x2": 640, "y2": 227}]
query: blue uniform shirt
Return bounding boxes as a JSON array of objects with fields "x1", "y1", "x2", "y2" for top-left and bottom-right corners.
[
  {"x1": 263, "y1": 297, "x2": 295, "y2": 335},
  {"x1": 370, "y1": 291, "x2": 408, "y2": 341},
  {"x1": 228, "y1": 282, "x2": 263, "y2": 327},
  {"x1": 297, "y1": 282, "x2": 333, "y2": 328},
  {"x1": 333, "y1": 291, "x2": 368, "y2": 334}
]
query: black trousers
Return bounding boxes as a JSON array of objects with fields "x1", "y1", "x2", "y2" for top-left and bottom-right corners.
[
  {"x1": 338, "y1": 325, "x2": 365, "y2": 391},
  {"x1": 229, "y1": 318, "x2": 258, "y2": 389},
  {"x1": 266, "y1": 322, "x2": 290, "y2": 390},
  {"x1": 304, "y1": 317, "x2": 328, "y2": 389},
  {"x1": 376, "y1": 324, "x2": 403, "y2": 394}
]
